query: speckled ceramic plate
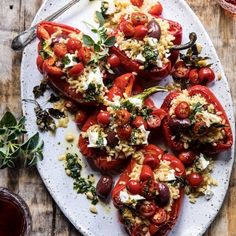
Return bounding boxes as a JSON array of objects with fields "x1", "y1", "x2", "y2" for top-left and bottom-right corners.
[{"x1": 20, "y1": 1, "x2": 235, "y2": 235}]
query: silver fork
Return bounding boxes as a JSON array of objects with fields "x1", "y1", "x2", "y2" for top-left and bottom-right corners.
[{"x1": 11, "y1": 0, "x2": 80, "y2": 50}]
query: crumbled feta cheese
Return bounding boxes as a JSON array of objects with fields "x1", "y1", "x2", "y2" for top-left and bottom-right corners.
[
  {"x1": 156, "y1": 58, "x2": 163, "y2": 68},
  {"x1": 87, "y1": 130, "x2": 107, "y2": 148},
  {"x1": 138, "y1": 125, "x2": 150, "y2": 145},
  {"x1": 64, "y1": 53, "x2": 78, "y2": 68},
  {"x1": 196, "y1": 154, "x2": 209, "y2": 171},
  {"x1": 119, "y1": 190, "x2": 145, "y2": 205},
  {"x1": 128, "y1": 97, "x2": 143, "y2": 108},
  {"x1": 158, "y1": 169, "x2": 176, "y2": 182},
  {"x1": 147, "y1": 37, "x2": 158, "y2": 47},
  {"x1": 197, "y1": 110, "x2": 222, "y2": 127},
  {"x1": 82, "y1": 67, "x2": 104, "y2": 90},
  {"x1": 136, "y1": 53, "x2": 146, "y2": 63}
]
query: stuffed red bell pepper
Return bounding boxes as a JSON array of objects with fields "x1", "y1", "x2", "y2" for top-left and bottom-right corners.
[
  {"x1": 161, "y1": 85, "x2": 233, "y2": 154},
  {"x1": 36, "y1": 21, "x2": 107, "y2": 105},
  {"x1": 100, "y1": 0, "x2": 183, "y2": 80},
  {"x1": 112, "y1": 144, "x2": 185, "y2": 236},
  {"x1": 78, "y1": 73, "x2": 168, "y2": 172}
]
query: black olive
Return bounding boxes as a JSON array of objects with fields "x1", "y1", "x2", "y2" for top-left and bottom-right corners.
[
  {"x1": 155, "y1": 183, "x2": 170, "y2": 207},
  {"x1": 105, "y1": 129, "x2": 119, "y2": 147},
  {"x1": 96, "y1": 175, "x2": 113, "y2": 199},
  {"x1": 169, "y1": 118, "x2": 191, "y2": 133},
  {"x1": 147, "y1": 19, "x2": 161, "y2": 40}
]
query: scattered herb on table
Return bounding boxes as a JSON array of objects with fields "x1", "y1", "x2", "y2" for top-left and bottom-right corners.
[
  {"x1": 48, "y1": 94, "x2": 60, "y2": 103},
  {"x1": 33, "y1": 80, "x2": 48, "y2": 99},
  {"x1": 0, "y1": 111, "x2": 44, "y2": 168}
]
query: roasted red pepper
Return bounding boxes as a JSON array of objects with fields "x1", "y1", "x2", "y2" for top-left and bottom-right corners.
[
  {"x1": 112, "y1": 145, "x2": 185, "y2": 236},
  {"x1": 161, "y1": 85, "x2": 233, "y2": 154},
  {"x1": 78, "y1": 74, "x2": 167, "y2": 172},
  {"x1": 110, "y1": 18, "x2": 182, "y2": 81},
  {"x1": 36, "y1": 21, "x2": 98, "y2": 105}
]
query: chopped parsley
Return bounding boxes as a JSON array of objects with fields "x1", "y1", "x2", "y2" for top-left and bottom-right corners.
[
  {"x1": 189, "y1": 102, "x2": 203, "y2": 123},
  {"x1": 142, "y1": 45, "x2": 159, "y2": 69},
  {"x1": 84, "y1": 83, "x2": 102, "y2": 102}
]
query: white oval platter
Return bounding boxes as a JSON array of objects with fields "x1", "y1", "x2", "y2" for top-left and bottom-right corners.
[{"x1": 20, "y1": 0, "x2": 235, "y2": 235}]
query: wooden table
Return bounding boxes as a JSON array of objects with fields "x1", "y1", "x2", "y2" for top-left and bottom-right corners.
[{"x1": 0, "y1": 0, "x2": 235, "y2": 235}]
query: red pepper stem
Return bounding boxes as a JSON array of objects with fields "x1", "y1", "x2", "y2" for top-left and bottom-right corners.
[{"x1": 171, "y1": 32, "x2": 197, "y2": 51}]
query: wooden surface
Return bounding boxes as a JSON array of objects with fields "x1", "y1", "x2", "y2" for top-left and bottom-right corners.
[{"x1": 0, "y1": 0, "x2": 235, "y2": 235}]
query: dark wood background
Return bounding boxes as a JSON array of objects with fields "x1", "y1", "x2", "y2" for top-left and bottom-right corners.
[{"x1": 0, "y1": 0, "x2": 235, "y2": 235}]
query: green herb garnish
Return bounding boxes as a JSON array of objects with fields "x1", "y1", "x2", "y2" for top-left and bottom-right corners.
[
  {"x1": 48, "y1": 108, "x2": 65, "y2": 119},
  {"x1": 33, "y1": 80, "x2": 48, "y2": 99},
  {"x1": 142, "y1": 45, "x2": 159, "y2": 69},
  {"x1": 48, "y1": 94, "x2": 60, "y2": 103},
  {"x1": 0, "y1": 111, "x2": 44, "y2": 168},
  {"x1": 189, "y1": 102, "x2": 203, "y2": 123}
]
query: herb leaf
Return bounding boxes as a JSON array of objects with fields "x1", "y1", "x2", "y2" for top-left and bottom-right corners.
[
  {"x1": 96, "y1": 11, "x2": 105, "y2": 26},
  {"x1": 104, "y1": 36, "x2": 116, "y2": 47},
  {"x1": 82, "y1": 35, "x2": 95, "y2": 46}
]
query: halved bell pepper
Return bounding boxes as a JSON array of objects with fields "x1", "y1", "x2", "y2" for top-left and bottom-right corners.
[
  {"x1": 78, "y1": 73, "x2": 168, "y2": 173},
  {"x1": 112, "y1": 144, "x2": 185, "y2": 236},
  {"x1": 36, "y1": 21, "x2": 104, "y2": 105},
  {"x1": 161, "y1": 85, "x2": 233, "y2": 154}
]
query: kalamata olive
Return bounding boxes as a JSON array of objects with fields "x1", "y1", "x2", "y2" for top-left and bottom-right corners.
[
  {"x1": 155, "y1": 183, "x2": 170, "y2": 207},
  {"x1": 96, "y1": 175, "x2": 113, "y2": 199},
  {"x1": 147, "y1": 19, "x2": 161, "y2": 40},
  {"x1": 105, "y1": 129, "x2": 119, "y2": 147},
  {"x1": 169, "y1": 118, "x2": 191, "y2": 133}
]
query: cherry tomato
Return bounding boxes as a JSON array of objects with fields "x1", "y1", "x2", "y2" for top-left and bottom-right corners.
[
  {"x1": 107, "y1": 54, "x2": 121, "y2": 68},
  {"x1": 119, "y1": 21, "x2": 135, "y2": 37},
  {"x1": 141, "y1": 180, "x2": 158, "y2": 200},
  {"x1": 187, "y1": 172, "x2": 203, "y2": 187},
  {"x1": 130, "y1": 0, "x2": 144, "y2": 7},
  {"x1": 134, "y1": 25, "x2": 148, "y2": 40},
  {"x1": 36, "y1": 25, "x2": 50, "y2": 40},
  {"x1": 162, "y1": 153, "x2": 186, "y2": 177},
  {"x1": 151, "y1": 208, "x2": 167, "y2": 225},
  {"x1": 36, "y1": 55, "x2": 44, "y2": 73},
  {"x1": 143, "y1": 153, "x2": 160, "y2": 170},
  {"x1": 68, "y1": 63, "x2": 84, "y2": 77},
  {"x1": 140, "y1": 165, "x2": 154, "y2": 181},
  {"x1": 75, "y1": 110, "x2": 87, "y2": 126},
  {"x1": 117, "y1": 125, "x2": 132, "y2": 140},
  {"x1": 149, "y1": 2, "x2": 163, "y2": 16},
  {"x1": 193, "y1": 121, "x2": 208, "y2": 136},
  {"x1": 53, "y1": 43, "x2": 67, "y2": 58},
  {"x1": 189, "y1": 68, "x2": 199, "y2": 84},
  {"x1": 77, "y1": 47, "x2": 91, "y2": 64},
  {"x1": 143, "y1": 145, "x2": 164, "y2": 158},
  {"x1": 107, "y1": 86, "x2": 122, "y2": 101},
  {"x1": 64, "y1": 100, "x2": 78, "y2": 114},
  {"x1": 132, "y1": 116, "x2": 147, "y2": 129},
  {"x1": 131, "y1": 12, "x2": 148, "y2": 26},
  {"x1": 198, "y1": 67, "x2": 215, "y2": 84},
  {"x1": 172, "y1": 61, "x2": 190, "y2": 80},
  {"x1": 139, "y1": 201, "x2": 156, "y2": 218},
  {"x1": 127, "y1": 180, "x2": 142, "y2": 195},
  {"x1": 66, "y1": 38, "x2": 82, "y2": 53},
  {"x1": 175, "y1": 102, "x2": 190, "y2": 119},
  {"x1": 116, "y1": 109, "x2": 131, "y2": 126},
  {"x1": 178, "y1": 151, "x2": 196, "y2": 166},
  {"x1": 147, "y1": 114, "x2": 161, "y2": 129},
  {"x1": 97, "y1": 111, "x2": 110, "y2": 126},
  {"x1": 43, "y1": 58, "x2": 64, "y2": 77}
]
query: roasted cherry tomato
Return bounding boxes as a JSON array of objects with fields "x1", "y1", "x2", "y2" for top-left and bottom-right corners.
[
  {"x1": 175, "y1": 102, "x2": 190, "y2": 119},
  {"x1": 141, "y1": 180, "x2": 158, "y2": 200},
  {"x1": 172, "y1": 61, "x2": 190, "y2": 80},
  {"x1": 66, "y1": 38, "x2": 82, "y2": 53},
  {"x1": 117, "y1": 125, "x2": 132, "y2": 140},
  {"x1": 131, "y1": 12, "x2": 148, "y2": 26},
  {"x1": 178, "y1": 151, "x2": 197, "y2": 166},
  {"x1": 147, "y1": 114, "x2": 161, "y2": 129},
  {"x1": 134, "y1": 25, "x2": 148, "y2": 40},
  {"x1": 36, "y1": 25, "x2": 50, "y2": 40},
  {"x1": 68, "y1": 63, "x2": 84, "y2": 77},
  {"x1": 149, "y1": 2, "x2": 163, "y2": 16},
  {"x1": 53, "y1": 43, "x2": 68, "y2": 58},
  {"x1": 193, "y1": 121, "x2": 208, "y2": 136},
  {"x1": 119, "y1": 21, "x2": 135, "y2": 37},
  {"x1": 127, "y1": 180, "x2": 142, "y2": 195},
  {"x1": 143, "y1": 144, "x2": 164, "y2": 158},
  {"x1": 43, "y1": 57, "x2": 64, "y2": 77},
  {"x1": 151, "y1": 208, "x2": 167, "y2": 225},
  {"x1": 143, "y1": 153, "x2": 160, "y2": 170},
  {"x1": 139, "y1": 201, "x2": 156, "y2": 218},
  {"x1": 132, "y1": 116, "x2": 147, "y2": 129},
  {"x1": 198, "y1": 67, "x2": 215, "y2": 84},
  {"x1": 77, "y1": 47, "x2": 91, "y2": 64},
  {"x1": 75, "y1": 110, "x2": 88, "y2": 126},
  {"x1": 107, "y1": 54, "x2": 121, "y2": 67},
  {"x1": 116, "y1": 109, "x2": 131, "y2": 126},
  {"x1": 140, "y1": 165, "x2": 154, "y2": 181},
  {"x1": 130, "y1": 0, "x2": 144, "y2": 7},
  {"x1": 107, "y1": 86, "x2": 123, "y2": 101},
  {"x1": 187, "y1": 172, "x2": 203, "y2": 187},
  {"x1": 189, "y1": 68, "x2": 199, "y2": 84},
  {"x1": 97, "y1": 111, "x2": 110, "y2": 126},
  {"x1": 64, "y1": 100, "x2": 78, "y2": 114}
]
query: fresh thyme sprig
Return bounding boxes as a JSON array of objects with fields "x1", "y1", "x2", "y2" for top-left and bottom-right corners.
[
  {"x1": 0, "y1": 111, "x2": 44, "y2": 168},
  {"x1": 82, "y1": 11, "x2": 116, "y2": 64}
]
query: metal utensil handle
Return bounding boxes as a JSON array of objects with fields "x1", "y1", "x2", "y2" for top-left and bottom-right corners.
[{"x1": 11, "y1": 0, "x2": 80, "y2": 50}]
